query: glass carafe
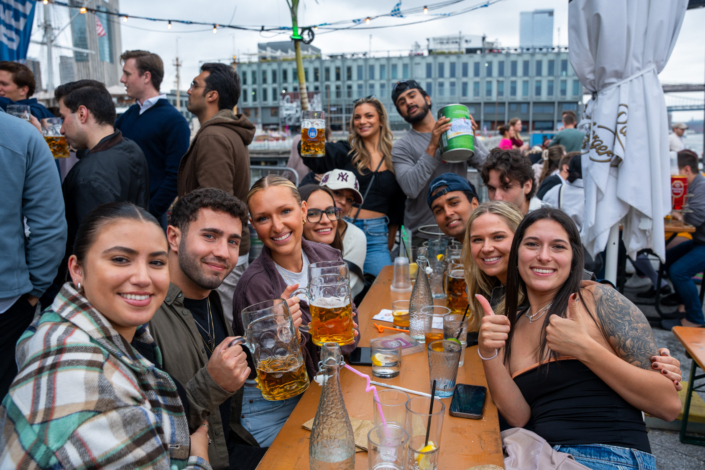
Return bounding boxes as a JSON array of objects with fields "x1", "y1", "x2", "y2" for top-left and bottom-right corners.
[
  {"x1": 309, "y1": 343, "x2": 355, "y2": 470},
  {"x1": 409, "y1": 258, "x2": 434, "y2": 341}
]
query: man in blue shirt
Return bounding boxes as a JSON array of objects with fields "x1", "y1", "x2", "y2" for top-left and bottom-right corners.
[
  {"x1": 0, "y1": 107, "x2": 67, "y2": 399},
  {"x1": 0, "y1": 61, "x2": 55, "y2": 121},
  {"x1": 115, "y1": 50, "x2": 190, "y2": 227}
]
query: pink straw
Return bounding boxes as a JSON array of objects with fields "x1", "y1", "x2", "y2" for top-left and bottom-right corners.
[{"x1": 344, "y1": 363, "x2": 387, "y2": 426}]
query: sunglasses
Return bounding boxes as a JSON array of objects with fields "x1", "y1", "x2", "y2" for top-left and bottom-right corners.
[
  {"x1": 353, "y1": 95, "x2": 376, "y2": 105},
  {"x1": 306, "y1": 206, "x2": 341, "y2": 224}
]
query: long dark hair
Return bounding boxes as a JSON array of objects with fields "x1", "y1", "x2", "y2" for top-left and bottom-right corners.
[
  {"x1": 503, "y1": 208, "x2": 598, "y2": 367},
  {"x1": 298, "y1": 185, "x2": 344, "y2": 252}
]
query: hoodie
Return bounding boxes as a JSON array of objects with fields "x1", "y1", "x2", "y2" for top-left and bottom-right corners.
[{"x1": 177, "y1": 109, "x2": 255, "y2": 256}]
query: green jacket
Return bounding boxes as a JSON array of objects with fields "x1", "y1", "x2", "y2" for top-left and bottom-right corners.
[{"x1": 149, "y1": 283, "x2": 258, "y2": 470}]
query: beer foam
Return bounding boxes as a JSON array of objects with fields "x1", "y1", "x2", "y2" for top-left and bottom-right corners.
[
  {"x1": 450, "y1": 269, "x2": 465, "y2": 278},
  {"x1": 311, "y1": 297, "x2": 349, "y2": 309}
]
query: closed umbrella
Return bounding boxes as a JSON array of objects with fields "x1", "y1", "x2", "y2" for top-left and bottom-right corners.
[{"x1": 569, "y1": 0, "x2": 687, "y2": 282}]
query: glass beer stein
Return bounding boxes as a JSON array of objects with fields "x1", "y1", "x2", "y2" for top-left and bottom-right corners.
[
  {"x1": 301, "y1": 110, "x2": 326, "y2": 157},
  {"x1": 293, "y1": 274, "x2": 355, "y2": 346},
  {"x1": 445, "y1": 261, "x2": 468, "y2": 314},
  {"x1": 235, "y1": 299, "x2": 309, "y2": 401},
  {"x1": 42, "y1": 117, "x2": 70, "y2": 159}
]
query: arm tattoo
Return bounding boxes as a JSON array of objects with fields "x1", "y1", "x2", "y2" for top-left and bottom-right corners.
[{"x1": 591, "y1": 285, "x2": 658, "y2": 370}]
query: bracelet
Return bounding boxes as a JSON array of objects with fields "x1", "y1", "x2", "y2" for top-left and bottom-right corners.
[{"x1": 478, "y1": 348, "x2": 499, "y2": 361}]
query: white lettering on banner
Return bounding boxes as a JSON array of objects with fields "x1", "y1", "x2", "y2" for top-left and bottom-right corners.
[
  {"x1": 1, "y1": 5, "x2": 28, "y2": 30},
  {"x1": 1, "y1": 24, "x2": 20, "y2": 50},
  {"x1": 6, "y1": 0, "x2": 33, "y2": 15}
]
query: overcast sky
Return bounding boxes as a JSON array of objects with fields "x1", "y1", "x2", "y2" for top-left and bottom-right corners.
[{"x1": 29, "y1": 0, "x2": 705, "y2": 120}]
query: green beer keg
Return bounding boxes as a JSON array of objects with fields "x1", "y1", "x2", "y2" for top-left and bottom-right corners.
[{"x1": 437, "y1": 104, "x2": 475, "y2": 162}]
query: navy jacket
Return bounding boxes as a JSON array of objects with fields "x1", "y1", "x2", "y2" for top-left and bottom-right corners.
[
  {"x1": 115, "y1": 99, "x2": 190, "y2": 217},
  {"x1": 0, "y1": 97, "x2": 55, "y2": 121}
]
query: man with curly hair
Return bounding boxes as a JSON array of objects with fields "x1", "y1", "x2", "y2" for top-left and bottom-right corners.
[{"x1": 481, "y1": 148, "x2": 544, "y2": 215}]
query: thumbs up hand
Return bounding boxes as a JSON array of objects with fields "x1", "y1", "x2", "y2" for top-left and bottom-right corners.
[
  {"x1": 546, "y1": 293, "x2": 593, "y2": 359},
  {"x1": 476, "y1": 294, "x2": 511, "y2": 358}
]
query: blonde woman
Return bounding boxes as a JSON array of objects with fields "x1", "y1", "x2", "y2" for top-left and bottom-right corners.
[{"x1": 299, "y1": 97, "x2": 406, "y2": 277}]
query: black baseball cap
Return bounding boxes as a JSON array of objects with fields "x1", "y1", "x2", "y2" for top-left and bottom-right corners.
[
  {"x1": 391, "y1": 80, "x2": 424, "y2": 105},
  {"x1": 427, "y1": 173, "x2": 478, "y2": 208}
]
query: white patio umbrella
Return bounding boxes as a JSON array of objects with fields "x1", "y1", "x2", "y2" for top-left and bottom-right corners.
[{"x1": 569, "y1": 0, "x2": 687, "y2": 282}]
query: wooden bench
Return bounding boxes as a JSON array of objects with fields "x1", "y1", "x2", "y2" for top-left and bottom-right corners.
[{"x1": 672, "y1": 326, "x2": 705, "y2": 445}]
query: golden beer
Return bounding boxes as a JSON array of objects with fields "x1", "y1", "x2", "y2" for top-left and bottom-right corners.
[
  {"x1": 425, "y1": 331, "x2": 444, "y2": 346},
  {"x1": 309, "y1": 300, "x2": 355, "y2": 346},
  {"x1": 256, "y1": 356, "x2": 309, "y2": 401},
  {"x1": 392, "y1": 309, "x2": 409, "y2": 329},
  {"x1": 446, "y1": 268, "x2": 468, "y2": 313},
  {"x1": 45, "y1": 136, "x2": 70, "y2": 159},
  {"x1": 301, "y1": 127, "x2": 325, "y2": 156}
]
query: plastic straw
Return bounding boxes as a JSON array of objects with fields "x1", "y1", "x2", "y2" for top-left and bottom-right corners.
[
  {"x1": 369, "y1": 381, "x2": 432, "y2": 398},
  {"x1": 343, "y1": 363, "x2": 387, "y2": 426},
  {"x1": 425, "y1": 380, "x2": 437, "y2": 447},
  {"x1": 455, "y1": 305, "x2": 470, "y2": 340}
]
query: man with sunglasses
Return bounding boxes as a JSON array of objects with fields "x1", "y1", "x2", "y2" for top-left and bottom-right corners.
[
  {"x1": 390, "y1": 80, "x2": 489, "y2": 246},
  {"x1": 179, "y1": 63, "x2": 256, "y2": 327}
]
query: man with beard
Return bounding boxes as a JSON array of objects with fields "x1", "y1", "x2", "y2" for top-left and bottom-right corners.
[
  {"x1": 427, "y1": 173, "x2": 479, "y2": 243},
  {"x1": 391, "y1": 81, "x2": 489, "y2": 246},
  {"x1": 149, "y1": 188, "x2": 287, "y2": 470}
]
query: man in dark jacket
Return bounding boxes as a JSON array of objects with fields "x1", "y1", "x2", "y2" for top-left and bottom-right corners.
[
  {"x1": 179, "y1": 63, "x2": 254, "y2": 326},
  {"x1": 52, "y1": 80, "x2": 149, "y2": 292}
]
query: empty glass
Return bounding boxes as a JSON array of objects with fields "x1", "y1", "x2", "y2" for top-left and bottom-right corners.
[
  {"x1": 390, "y1": 257, "x2": 412, "y2": 293},
  {"x1": 406, "y1": 397, "x2": 445, "y2": 470},
  {"x1": 373, "y1": 389, "x2": 410, "y2": 428},
  {"x1": 427, "y1": 340, "x2": 461, "y2": 398},
  {"x1": 371, "y1": 339, "x2": 401, "y2": 379},
  {"x1": 7, "y1": 104, "x2": 30, "y2": 121},
  {"x1": 443, "y1": 313, "x2": 469, "y2": 366},
  {"x1": 368, "y1": 424, "x2": 409, "y2": 470}
]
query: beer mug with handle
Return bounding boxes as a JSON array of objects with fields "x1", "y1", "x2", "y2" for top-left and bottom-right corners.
[
  {"x1": 301, "y1": 110, "x2": 326, "y2": 157},
  {"x1": 292, "y1": 274, "x2": 355, "y2": 347},
  {"x1": 233, "y1": 299, "x2": 309, "y2": 401},
  {"x1": 309, "y1": 260, "x2": 350, "y2": 284}
]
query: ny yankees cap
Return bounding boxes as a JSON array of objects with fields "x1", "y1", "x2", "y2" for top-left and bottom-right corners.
[{"x1": 320, "y1": 169, "x2": 364, "y2": 205}]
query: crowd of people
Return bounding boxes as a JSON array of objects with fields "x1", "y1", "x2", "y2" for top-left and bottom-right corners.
[{"x1": 0, "y1": 50, "x2": 695, "y2": 470}]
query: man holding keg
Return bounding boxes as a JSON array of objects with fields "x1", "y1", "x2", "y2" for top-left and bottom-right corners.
[{"x1": 391, "y1": 81, "x2": 488, "y2": 247}]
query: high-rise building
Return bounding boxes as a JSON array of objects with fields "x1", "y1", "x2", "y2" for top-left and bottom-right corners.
[
  {"x1": 25, "y1": 58, "x2": 42, "y2": 91},
  {"x1": 59, "y1": 55, "x2": 76, "y2": 85},
  {"x1": 520, "y1": 9, "x2": 554, "y2": 49},
  {"x1": 69, "y1": 0, "x2": 122, "y2": 86}
]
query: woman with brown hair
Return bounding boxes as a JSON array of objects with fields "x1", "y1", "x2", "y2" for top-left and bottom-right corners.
[
  {"x1": 299, "y1": 97, "x2": 406, "y2": 277},
  {"x1": 537, "y1": 144, "x2": 566, "y2": 185}
]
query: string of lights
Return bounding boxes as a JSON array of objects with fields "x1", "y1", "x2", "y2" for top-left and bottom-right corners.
[{"x1": 37, "y1": 0, "x2": 504, "y2": 35}]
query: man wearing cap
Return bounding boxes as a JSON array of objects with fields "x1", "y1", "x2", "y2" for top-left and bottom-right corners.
[
  {"x1": 390, "y1": 80, "x2": 488, "y2": 247},
  {"x1": 669, "y1": 122, "x2": 688, "y2": 152},
  {"x1": 320, "y1": 169, "x2": 367, "y2": 298},
  {"x1": 427, "y1": 173, "x2": 480, "y2": 243}
]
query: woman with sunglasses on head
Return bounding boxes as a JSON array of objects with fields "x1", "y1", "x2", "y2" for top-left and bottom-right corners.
[
  {"x1": 299, "y1": 97, "x2": 406, "y2": 277},
  {"x1": 299, "y1": 184, "x2": 367, "y2": 299},
  {"x1": 463, "y1": 202, "x2": 683, "y2": 387},
  {"x1": 0, "y1": 202, "x2": 211, "y2": 470},
  {"x1": 232, "y1": 175, "x2": 360, "y2": 447},
  {"x1": 477, "y1": 208, "x2": 681, "y2": 469}
]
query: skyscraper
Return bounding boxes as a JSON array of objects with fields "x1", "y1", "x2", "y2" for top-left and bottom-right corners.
[
  {"x1": 69, "y1": 0, "x2": 122, "y2": 86},
  {"x1": 25, "y1": 58, "x2": 42, "y2": 91},
  {"x1": 59, "y1": 55, "x2": 76, "y2": 85},
  {"x1": 520, "y1": 9, "x2": 554, "y2": 49}
]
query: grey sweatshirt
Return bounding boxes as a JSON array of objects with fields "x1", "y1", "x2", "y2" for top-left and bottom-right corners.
[
  {"x1": 685, "y1": 173, "x2": 705, "y2": 244},
  {"x1": 391, "y1": 129, "x2": 488, "y2": 239}
]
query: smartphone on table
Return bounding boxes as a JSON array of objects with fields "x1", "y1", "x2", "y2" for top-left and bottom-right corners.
[
  {"x1": 450, "y1": 384, "x2": 487, "y2": 419},
  {"x1": 349, "y1": 347, "x2": 372, "y2": 366}
]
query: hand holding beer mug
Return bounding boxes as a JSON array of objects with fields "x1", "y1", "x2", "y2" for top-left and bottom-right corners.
[
  {"x1": 235, "y1": 299, "x2": 309, "y2": 401},
  {"x1": 301, "y1": 110, "x2": 326, "y2": 157},
  {"x1": 292, "y1": 274, "x2": 355, "y2": 346},
  {"x1": 42, "y1": 117, "x2": 70, "y2": 159}
]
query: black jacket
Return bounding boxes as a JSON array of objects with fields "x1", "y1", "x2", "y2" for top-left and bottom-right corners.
[{"x1": 537, "y1": 174, "x2": 562, "y2": 200}]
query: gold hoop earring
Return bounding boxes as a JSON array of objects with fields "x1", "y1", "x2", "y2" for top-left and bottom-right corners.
[{"x1": 302, "y1": 219, "x2": 307, "y2": 226}]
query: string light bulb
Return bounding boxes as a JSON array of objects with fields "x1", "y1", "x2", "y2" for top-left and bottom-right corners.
[
  {"x1": 168, "y1": 21, "x2": 172, "y2": 30},
  {"x1": 79, "y1": 7, "x2": 86, "y2": 14},
  {"x1": 213, "y1": 24, "x2": 218, "y2": 34},
  {"x1": 314, "y1": 26, "x2": 318, "y2": 30},
  {"x1": 122, "y1": 15, "x2": 127, "y2": 22},
  {"x1": 42, "y1": 0, "x2": 48, "y2": 5},
  {"x1": 365, "y1": 17, "x2": 371, "y2": 24},
  {"x1": 424, "y1": 6, "x2": 428, "y2": 14}
]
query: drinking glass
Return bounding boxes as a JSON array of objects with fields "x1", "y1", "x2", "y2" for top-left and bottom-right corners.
[
  {"x1": 373, "y1": 389, "x2": 410, "y2": 428},
  {"x1": 445, "y1": 261, "x2": 468, "y2": 314},
  {"x1": 427, "y1": 340, "x2": 461, "y2": 398},
  {"x1": 406, "y1": 397, "x2": 445, "y2": 470},
  {"x1": 421, "y1": 306, "x2": 450, "y2": 346},
  {"x1": 42, "y1": 117, "x2": 70, "y2": 159},
  {"x1": 443, "y1": 313, "x2": 469, "y2": 366},
  {"x1": 292, "y1": 274, "x2": 354, "y2": 346},
  {"x1": 391, "y1": 300, "x2": 410, "y2": 330},
  {"x1": 368, "y1": 424, "x2": 409, "y2": 470},
  {"x1": 409, "y1": 309, "x2": 429, "y2": 342},
  {"x1": 391, "y1": 257, "x2": 412, "y2": 293},
  {"x1": 301, "y1": 110, "x2": 326, "y2": 157},
  {"x1": 7, "y1": 104, "x2": 30, "y2": 121},
  {"x1": 371, "y1": 339, "x2": 401, "y2": 379},
  {"x1": 235, "y1": 299, "x2": 309, "y2": 401},
  {"x1": 309, "y1": 260, "x2": 349, "y2": 282}
]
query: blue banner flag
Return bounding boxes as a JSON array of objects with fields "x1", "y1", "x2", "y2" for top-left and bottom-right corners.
[{"x1": 1, "y1": 0, "x2": 36, "y2": 61}]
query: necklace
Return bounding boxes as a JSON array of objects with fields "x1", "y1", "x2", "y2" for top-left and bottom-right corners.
[
  {"x1": 193, "y1": 299, "x2": 216, "y2": 353},
  {"x1": 528, "y1": 302, "x2": 553, "y2": 323}
]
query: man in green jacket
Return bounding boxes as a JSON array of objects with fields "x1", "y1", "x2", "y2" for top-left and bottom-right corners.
[
  {"x1": 149, "y1": 188, "x2": 264, "y2": 470},
  {"x1": 549, "y1": 110, "x2": 586, "y2": 153}
]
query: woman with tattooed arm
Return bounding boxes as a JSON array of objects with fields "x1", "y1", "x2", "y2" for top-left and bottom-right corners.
[{"x1": 477, "y1": 208, "x2": 681, "y2": 470}]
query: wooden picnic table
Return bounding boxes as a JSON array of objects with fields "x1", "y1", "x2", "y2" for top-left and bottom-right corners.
[
  {"x1": 256, "y1": 266, "x2": 504, "y2": 469},
  {"x1": 672, "y1": 326, "x2": 705, "y2": 446}
]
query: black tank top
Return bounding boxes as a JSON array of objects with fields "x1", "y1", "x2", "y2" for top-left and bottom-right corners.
[{"x1": 513, "y1": 359, "x2": 651, "y2": 453}]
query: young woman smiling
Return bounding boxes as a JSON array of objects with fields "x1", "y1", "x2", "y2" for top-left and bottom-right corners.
[
  {"x1": 232, "y1": 175, "x2": 360, "y2": 447},
  {"x1": 477, "y1": 209, "x2": 682, "y2": 469},
  {"x1": 0, "y1": 203, "x2": 211, "y2": 470},
  {"x1": 299, "y1": 97, "x2": 406, "y2": 277}
]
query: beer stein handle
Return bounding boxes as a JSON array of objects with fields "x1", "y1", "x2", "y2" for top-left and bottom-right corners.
[
  {"x1": 290, "y1": 287, "x2": 308, "y2": 300},
  {"x1": 228, "y1": 336, "x2": 251, "y2": 353}
]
